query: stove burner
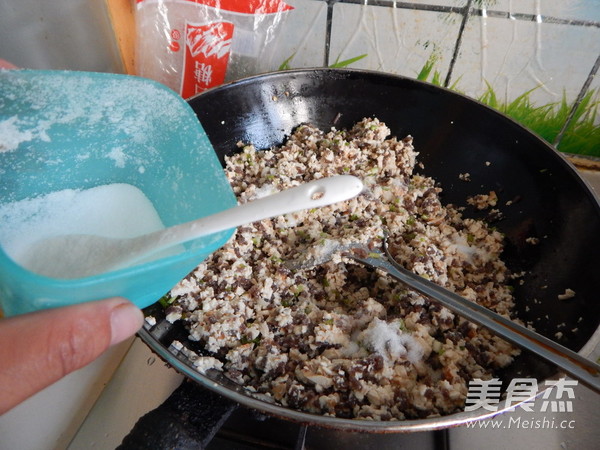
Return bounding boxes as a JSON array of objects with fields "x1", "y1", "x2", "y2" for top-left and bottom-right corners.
[
  {"x1": 119, "y1": 380, "x2": 449, "y2": 450},
  {"x1": 211, "y1": 407, "x2": 450, "y2": 450}
]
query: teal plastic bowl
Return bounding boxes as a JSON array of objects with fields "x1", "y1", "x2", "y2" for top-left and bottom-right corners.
[{"x1": 0, "y1": 70, "x2": 236, "y2": 316}]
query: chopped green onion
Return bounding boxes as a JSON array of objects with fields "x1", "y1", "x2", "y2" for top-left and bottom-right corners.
[{"x1": 158, "y1": 295, "x2": 175, "y2": 308}]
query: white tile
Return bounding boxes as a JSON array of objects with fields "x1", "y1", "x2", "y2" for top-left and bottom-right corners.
[
  {"x1": 261, "y1": 0, "x2": 329, "y2": 71},
  {"x1": 486, "y1": 0, "x2": 600, "y2": 22},
  {"x1": 330, "y1": 2, "x2": 462, "y2": 77},
  {"x1": 452, "y1": 15, "x2": 600, "y2": 106},
  {"x1": 393, "y1": 0, "x2": 467, "y2": 6}
]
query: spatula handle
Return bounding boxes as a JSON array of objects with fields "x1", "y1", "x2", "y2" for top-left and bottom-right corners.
[
  {"x1": 148, "y1": 175, "x2": 364, "y2": 253},
  {"x1": 347, "y1": 250, "x2": 600, "y2": 394}
]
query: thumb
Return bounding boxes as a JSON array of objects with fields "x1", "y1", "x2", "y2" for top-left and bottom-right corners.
[{"x1": 0, "y1": 298, "x2": 143, "y2": 415}]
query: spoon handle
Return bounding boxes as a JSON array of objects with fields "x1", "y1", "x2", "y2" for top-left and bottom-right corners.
[
  {"x1": 142, "y1": 175, "x2": 364, "y2": 255},
  {"x1": 347, "y1": 251, "x2": 600, "y2": 394}
]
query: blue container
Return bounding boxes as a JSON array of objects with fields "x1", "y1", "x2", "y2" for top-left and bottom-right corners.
[{"x1": 0, "y1": 70, "x2": 236, "y2": 316}]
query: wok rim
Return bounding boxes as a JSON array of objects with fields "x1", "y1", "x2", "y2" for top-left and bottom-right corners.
[
  {"x1": 141, "y1": 68, "x2": 600, "y2": 432},
  {"x1": 138, "y1": 322, "x2": 600, "y2": 432}
]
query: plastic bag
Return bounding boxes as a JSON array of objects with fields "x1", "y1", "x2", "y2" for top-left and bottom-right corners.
[{"x1": 135, "y1": 0, "x2": 294, "y2": 98}]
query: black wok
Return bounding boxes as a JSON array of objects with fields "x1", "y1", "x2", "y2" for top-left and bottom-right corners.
[{"x1": 129, "y1": 69, "x2": 600, "y2": 442}]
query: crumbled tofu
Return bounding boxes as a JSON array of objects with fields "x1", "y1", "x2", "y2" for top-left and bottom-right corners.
[
  {"x1": 144, "y1": 315, "x2": 156, "y2": 326},
  {"x1": 558, "y1": 289, "x2": 576, "y2": 301},
  {"x1": 467, "y1": 191, "x2": 498, "y2": 210},
  {"x1": 167, "y1": 118, "x2": 519, "y2": 421}
]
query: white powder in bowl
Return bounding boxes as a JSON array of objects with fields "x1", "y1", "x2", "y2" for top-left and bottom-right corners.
[{"x1": 0, "y1": 183, "x2": 165, "y2": 275}]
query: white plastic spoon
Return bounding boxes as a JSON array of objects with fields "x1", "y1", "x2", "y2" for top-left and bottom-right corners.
[{"x1": 20, "y1": 175, "x2": 364, "y2": 279}]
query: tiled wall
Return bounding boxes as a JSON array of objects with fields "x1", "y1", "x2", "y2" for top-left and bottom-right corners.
[
  {"x1": 4, "y1": 0, "x2": 595, "y2": 155},
  {"x1": 267, "y1": 0, "x2": 600, "y2": 156}
]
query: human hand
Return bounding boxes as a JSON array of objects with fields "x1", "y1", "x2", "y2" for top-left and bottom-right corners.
[
  {"x1": 0, "y1": 298, "x2": 143, "y2": 414},
  {"x1": 0, "y1": 59, "x2": 144, "y2": 414},
  {"x1": 0, "y1": 59, "x2": 143, "y2": 413}
]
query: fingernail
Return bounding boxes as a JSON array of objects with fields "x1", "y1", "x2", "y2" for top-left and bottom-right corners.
[{"x1": 110, "y1": 301, "x2": 144, "y2": 346}]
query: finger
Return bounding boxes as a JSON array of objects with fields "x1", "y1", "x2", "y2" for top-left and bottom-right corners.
[{"x1": 0, "y1": 298, "x2": 143, "y2": 415}]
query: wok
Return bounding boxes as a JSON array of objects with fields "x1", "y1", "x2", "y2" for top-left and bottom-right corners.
[{"x1": 128, "y1": 69, "x2": 600, "y2": 443}]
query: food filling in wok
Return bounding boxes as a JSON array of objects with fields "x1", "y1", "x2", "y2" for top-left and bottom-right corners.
[{"x1": 162, "y1": 118, "x2": 522, "y2": 420}]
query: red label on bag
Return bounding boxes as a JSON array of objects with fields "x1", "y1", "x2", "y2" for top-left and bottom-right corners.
[
  {"x1": 137, "y1": 0, "x2": 293, "y2": 14},
  {"x1": 181, "y1": 21, "x2": 234, "y2": 98}
]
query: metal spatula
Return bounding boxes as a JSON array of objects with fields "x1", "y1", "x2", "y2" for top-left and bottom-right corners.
[{"x1": 287, "y1": 232, "x2": 600, "y2": 394}]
